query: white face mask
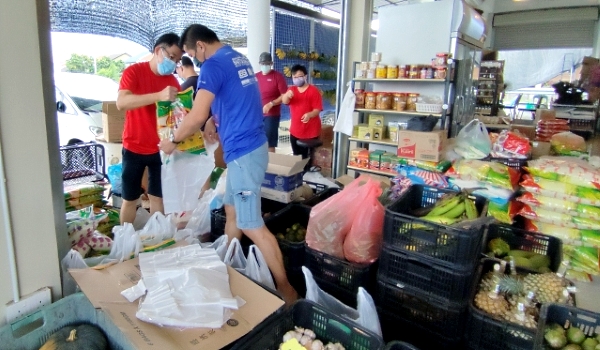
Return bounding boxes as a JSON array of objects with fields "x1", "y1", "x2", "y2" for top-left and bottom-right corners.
[{"x1": 260, "y1": 65, "x2": 271, "y2": 74}]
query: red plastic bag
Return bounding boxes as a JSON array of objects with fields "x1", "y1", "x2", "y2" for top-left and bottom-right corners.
[
  {"x1": 344, "y1": 180, "x2": 384, "y2": 263},
  {"x1": 306, "y1": 176, "x2": 372, "y2": 259}
]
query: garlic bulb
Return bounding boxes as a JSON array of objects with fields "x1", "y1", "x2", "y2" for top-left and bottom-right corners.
[{"x1": 311, "y1": 340, "x2": 324, "y2": 350}]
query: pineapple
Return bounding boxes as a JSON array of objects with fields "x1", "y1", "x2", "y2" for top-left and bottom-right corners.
[
  {"x1": 474, "y1": 285, "x2": 509, "y2": 318},
  {"x1": 523, "y1": 273, "x2": 567, "y2": 303},
  {"x1": 503, "y1": 303, "x2": 537, "y2": 329}
]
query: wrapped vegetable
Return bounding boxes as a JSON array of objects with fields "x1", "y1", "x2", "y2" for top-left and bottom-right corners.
[
  {"x1": 517, "y1": 192, "x2": 600, "y2": 221},
  {"x1": 525, "y1": 157, "x2": 600, "y2": 190},
  {"x1": 520, "y1": 175, "x2": 600, "y2": 206},
  {"x1": 446, "y1": 159, "x2": 520, "y2": 190},
  {"x1": 550, "y1": 131, "x2": 587, "y2": 157},
  {"x1": 488, "y1": 200, "x2": 521, "y2": 225},
  {"x1": 517, "y1": 204, "x2": 600, "y2": 230}
]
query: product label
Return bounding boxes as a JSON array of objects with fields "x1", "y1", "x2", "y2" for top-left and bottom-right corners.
[{"x1": 398, "y1": 144, "x2": 416, "y2": 158}]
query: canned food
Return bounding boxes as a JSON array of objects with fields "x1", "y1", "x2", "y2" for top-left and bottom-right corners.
[
  {"x1": 387, "y1": 65, "x2": 398, "y2": 79},
  {"x1": 394, "y1": 93, "x2": 407, "y2": 111},
  {"x1": 355, "y1": 89, "x2": 365, "y2": 108},
  {"x1": 366, "y1": 69, "x2": 376, "y2": 79},
  {"x1": 376, "y1": 64, "x2": 387, "y2": 79},
  {"x1": 376, "y1": 92, "x2": 392, "y2": 110},
  {"x1": 365, "y1": 92, "x2": 377, "y2": 109},
  {"x1": 406, "y1": 93, "x2": 419, "y2": 111}
]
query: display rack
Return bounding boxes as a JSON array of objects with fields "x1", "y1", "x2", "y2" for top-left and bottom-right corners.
[{"x1": 475, "y1": 60, "x2": 504, "y2": 116}]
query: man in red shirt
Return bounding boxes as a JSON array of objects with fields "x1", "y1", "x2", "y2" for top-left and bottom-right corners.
[
  {"x1": 282, "y1": 64, "x2": 323, "y2": 159},
  {"x1": 116, "y1": 33, "x2": 183, "y2": 224},
  {"x1": 256, "y1": 52, "x2": 288, "y2": 152}
]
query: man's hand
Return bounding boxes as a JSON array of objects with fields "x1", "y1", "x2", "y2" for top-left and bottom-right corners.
[
  {"x1": 158, "y1": 86, "x2": 178, "y2": 102},
  {"x1": 301, "y1": 113, "x2": 312, "y2": 123},
  {"x1": 203, "y1": 117, "x2": 218, "y2": 144},
  {"x1": 285, "y1": 90, "x2": 294, "y2": 100},
  {"x1": 159, "y1": 138, "x2": 178, "y2": 155},
  {"x1": 263, "y1": 102, "x2": 272, "y2": 114}
]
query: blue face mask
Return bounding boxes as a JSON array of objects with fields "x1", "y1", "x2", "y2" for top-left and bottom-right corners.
[
  {"x1": 193, "y1": 57, "x2": 202, "y2": 68},
  {"x1": 157, "y1": 49, "x2": 176, "y2": 75}
]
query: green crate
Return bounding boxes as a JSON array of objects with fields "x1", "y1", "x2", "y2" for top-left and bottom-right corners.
[{"x1": 0, "y1": 293, "x2": 134, "y2": 350}]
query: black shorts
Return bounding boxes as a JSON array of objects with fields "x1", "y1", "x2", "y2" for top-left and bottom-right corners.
[{"x1": 121, "y1": 148, "x2": 162, "y2": 201}]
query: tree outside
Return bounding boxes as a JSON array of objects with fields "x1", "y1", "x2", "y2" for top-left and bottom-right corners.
[{"x1": 64, "y1": 53, "x2": 125, "y2": 82}]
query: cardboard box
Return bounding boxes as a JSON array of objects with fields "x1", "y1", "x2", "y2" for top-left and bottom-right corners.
[
  {"x1": 349, "y1": 148, "x2": 367, "y2": 167},
  {"x1": 531, "y1": 141, "x2": 551, "y2": 159},
  {"x1": 397, "y1": 130, "x2": 446, "y2": 162},
  {"x1": 368, "y1": 114, "x2": 385, "y2": 127},
  {"x1": 263, "y1": 153, "x2": 309, "y2": 191},
  {"x1": 352, "y1": 125, "x2": 359, "y2": 138},
  {"x1": 369, "y1": 150, "x2": 384, "y2": 170},
  {"x1": 357, "y1": 124, "x2": 373, "y2": 140},
  {"x1": 510, "y1": 125, "x2": 536, "y2": 142},
  {"x1": 261, "y1": 186, "x2": 304, "y2": 203},
  {"x1": 101, "y1": 101, "x2": 125, "y2": 143},
  {"x1": 320, "y1": 125, "x2": 334, "y2": 146},
  {"x1": 69, "y1": 251, "x2": 284, "y2": 350},
  {"x1": 372, "y1": 126, "x2": 385, "y2": 140},
  {"x1": 357, "y1": 149, "x2": 370, "y2": 168},
  {"x1": 580, "y1": 56, "x2": 599, "y2": 87}
]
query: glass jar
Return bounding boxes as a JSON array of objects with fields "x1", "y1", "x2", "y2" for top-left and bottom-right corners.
[
  {"x1": 376, "y1": 92, "x2": 392, "y2": 110},
  {"x1": 409, "y1": 65, "x2": 419, "y2": 79},
  {"x1": 395, "y1": 93, "x2": 407, "y2": 111},
  {"x1": 355, "y1": 89, "x2": 365, "y2": 108},
  {"x1": 399, "y1": 65, "x2": 406, "y2": 79},
  {"x1": 365, "y1": 92, "x2": 377, "y2": 109},
  {"x1": 387, "y1": 65, "x2": 398, "y2": 79},
  {"x1": 406, "y1": 93, "x2": 420, "y2": 111},
  {"x1": 376, "y1": 64, "x2": 387, "y2": 79},
  {"x1": 404, "y1": 65, "x2": 411, "y2": 78},
  {"x1": 435, "y1": 68, "x2": 447, "y2": 79}
]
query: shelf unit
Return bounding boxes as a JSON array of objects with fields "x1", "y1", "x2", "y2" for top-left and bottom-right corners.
[
  {"x1": 348, "y1": 137, "x2": 398, "y2": 146},
  {"x1": 355, "y1": 108, "x2": 442, "y2": 117},
  {"x1": 353, "y1": 78, "x2": 444, "y2": 83},
  {"x1": 475, "y1": 60, "x2": 504, "y2": 117},
  {"x1": 347, "y1": 165, "x2": 397, "y2": 177}
]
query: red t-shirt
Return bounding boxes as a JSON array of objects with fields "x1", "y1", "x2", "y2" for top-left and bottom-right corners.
[
  {"x1": 288, "y1": 84, "x2": 323, "y2": 139},
  {"x1": 256, "y1": 70, "x2": 288, "y2": 117},
  {"x1": 119, "y1": 62, "x2": 181, "y2": 155}
]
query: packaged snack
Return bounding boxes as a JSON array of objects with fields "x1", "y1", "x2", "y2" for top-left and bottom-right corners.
[
  {"x1": 524, "y1": 219, "x2": 582, "y2": 242},
  {"x1": 397, "y1": 158, "x2": 452, "y2": 173},
  {"x1": 550, "y1": 131, "x2": 587, "y2": 156},
  {"x1": 520, "y1": 175, "x2": 600, "y2": 206},
  {"x1": 517, "y1": 204, "x2": 600, "y2": 230},
  {"x1": 398, "y1": 166, "x2": 448, "y2": 188},
  {"x1": 487, "y1": 200, "x2": 521, "y2": 224},
  {"x1": 517, "y1": 192, "x2": 600, "y2": 221},
  {"x1": 564, "y1": 245, "x2": 599, "y2": 275},
  {"x1": 491, "y1": 130, "x2": 531, "y2": 159},
  {"x1": 156, "y1": 88, "x2": 206, "y2": 154},
  {"x1": 446, "y1": 159, "x2": 520, "y2": 190},
  {"x1": 525, "y1": 157, "x2": 600, "y2": 190}
]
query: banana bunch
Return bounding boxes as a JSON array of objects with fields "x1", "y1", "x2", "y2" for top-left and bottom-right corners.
[
  {"x1": 413, "y1": 192, "x2": 479, "y2": 226},
  {"x1": 308, "y1": 51, "x2": 319, "y2": 60},
  {"x1": 298, "y1": 51, "x2": 308, "y2": 60},
  {"x1": 275, "y1": 48, "x2": 286, "y2": 59},
  {"x1": 283, "y1": 66, "x2": 292, "y2": 78},
  {"x1": 311, "y1": 69, "x2": 321, "y2": 79}
]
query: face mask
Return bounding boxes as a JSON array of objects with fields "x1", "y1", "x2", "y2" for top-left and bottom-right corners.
[
  {"x1": 193, "y1": 57, "x2": 202, "y2": 68},
  {"x1": 260, "y1": 65, "x2": 271, "y2": 74},
  {"x1": 292, "y1": 77, "x2": 305, "y2": 87},
  {"x1": 157, "y1": 50, "x2": 176, "y2": 75}
]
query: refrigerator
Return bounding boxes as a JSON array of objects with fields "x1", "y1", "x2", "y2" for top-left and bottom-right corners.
[{"x1": 375, "y1": 0, "x2": 487, "y2": 137}]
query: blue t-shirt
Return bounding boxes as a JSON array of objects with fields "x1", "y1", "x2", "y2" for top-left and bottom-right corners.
[{"x1": 197, "y1": 45, "x2": 267, "y2": 163}]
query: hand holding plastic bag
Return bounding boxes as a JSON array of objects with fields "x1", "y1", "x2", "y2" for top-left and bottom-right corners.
[{"x1": 302, "y1": 267, "x2": 381, "y2": 336}]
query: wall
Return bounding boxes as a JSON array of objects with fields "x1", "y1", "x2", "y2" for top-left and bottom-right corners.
[{"x1": 0, "y1": 0, "x2": 65, "y2": 326}]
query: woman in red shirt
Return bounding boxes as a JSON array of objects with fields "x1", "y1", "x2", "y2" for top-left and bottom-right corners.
[{"x1": 282, "y1": 64, "x2": 323, "y2": 159}]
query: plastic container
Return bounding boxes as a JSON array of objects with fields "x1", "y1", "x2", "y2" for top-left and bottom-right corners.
[
  {"x1": 384, "y1": 341, "x2": 420, "y2": 350},
  {"x1": 406, "y1": 93, "x2": 419, "y2": 111},
  {"x1": 415, "y1": 103, "x2": 443, "y2": 114},
  {"x1": 483, "y1": 223, "x2": 562, "y2": 272},
  {"x1": 304, "y1": 244, "x2": 376, "y2": 307},
  {"x1": 60, "y1": 142, "x2": 107, "y2": 185},
  {"x1": 231, "y1": 299, "x2": 384, "y2": 350},
  {"x1": 376, "y1": 92, "x2": 392, "y2": 110},
  {"x1": 376, "y1": 64, "x2": 388, "y2": 79},
  {"x1": 301, "y1": 187, "x2": 341, "y2": 207},
  {"x1": 355, "y1": 89, "x2": 366, "y2": 108},
  {"x1": 376, "y1": 279, "x2": 468, "y2": 340},
  {"x1": 387, "y1": 65, "x2": 398, "y2": 79},
  {"x1": 534, "y1": 304, "x2": 600, "y2": 349},
  {"x1": 265, "y1": 204, "x2": 311, "y2": 271},
  {"x1": 0, "y1": 293, "x2": 135, "y2": 350},
  {"x1": 378, "y1": 247, "x2": 476, "y2": 304},
  {"x1": 365, "y1": 92, "x2": 377, "y2": 109},
  {"x1": 383, "y1": 185, "x2": 487, "y2": 270}
]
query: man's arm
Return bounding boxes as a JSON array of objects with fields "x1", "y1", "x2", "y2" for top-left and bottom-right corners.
[
  {"x1": 281, "y1": 89, "x2": 294, "y2": 105},
  {"x1": 173, "y1": 89, "x2": 214, "y2": 142},
  {"x1": 116, "y1": 86, "x2": 177, "y2": 111}
]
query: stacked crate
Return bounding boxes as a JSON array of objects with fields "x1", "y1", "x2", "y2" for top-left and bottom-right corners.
[{"x1": 376, "y1": 185, "x2": 487, "y2": 349}]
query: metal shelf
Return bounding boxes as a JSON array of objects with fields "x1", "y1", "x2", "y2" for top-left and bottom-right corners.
[
  {"x1": 348, "y1": 137, "x2": 398, "y2": 146},
  {"x1": 353, "y1": 78, "x2": 444, "y2": 83},
  {"x1": 355, "y1": 108, "x2": 442, "y2": 117},
  {"x1": 347, "y1": 165, "x2": 397, "y2": 177}
]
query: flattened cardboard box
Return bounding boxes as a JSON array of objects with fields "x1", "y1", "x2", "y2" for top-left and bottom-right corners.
[{"x1": 69, "y1": 253, "x2": 284, "y2": 350}]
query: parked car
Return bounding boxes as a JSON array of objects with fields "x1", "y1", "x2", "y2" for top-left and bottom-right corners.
[{"x1": 54, "y1": 72, "x2": 123, "y2": 165}]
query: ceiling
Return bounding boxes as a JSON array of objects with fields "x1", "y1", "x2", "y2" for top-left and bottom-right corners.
[{"x1": 296, "y1": 0, "x2": 412, "y2": 17}]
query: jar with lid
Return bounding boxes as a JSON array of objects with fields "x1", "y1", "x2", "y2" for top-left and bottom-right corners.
[
  {"x1": 366, "y1": 69, "x2": 376, "y2": 79},
  {"x1": 376, "y1": 92, "x2": 392, "y2": 110},
  {"x1": 420, "y1": 66, "x2": 427, "y2": 79},
  {"x1": 395, "y1": 93, "x2": 407, "y2": 111},
  {"x1": 365, "y1": 92, "x2": 377, "y2": 109},
  {"x1": 376, "y1": 64, "x2": 387, "y2": 79},
  {"x1": 406, "y1": 93, "x2": 420, "y2": 111},
  {"x1": 387, "y1": 65, "x2": 398, "y2": 79},
  {"x1": 399, "y1": 65, "x2": 406, "y2": 79},
  {"x1": 435, "y1": 68, "x2": 447, "y2": 80},
  {"x1": 435, "y1": 52, "x2": 449, "y2": 67},
  {"x1": 355, "y1": 89, "x2": 365, "y2": 108},
  {"x1": 409, "y1": 65, "x2": 419, "y2": 79}
]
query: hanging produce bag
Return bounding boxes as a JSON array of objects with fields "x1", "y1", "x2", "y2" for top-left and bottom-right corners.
[
  {"x1": 454, "y1": 119, "x2": 491, "y2": 159},
  {"x1": 333, "y1": 82, "x2": 356, "y2": 136}
]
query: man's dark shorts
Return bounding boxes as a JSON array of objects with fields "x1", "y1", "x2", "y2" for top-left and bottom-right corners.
[
  {"x1": 263, "y1": 116, "x2": 281, "y2": 148},
  {"x1": 121, "y1": 148, "x2": 162, "y2": 201}
]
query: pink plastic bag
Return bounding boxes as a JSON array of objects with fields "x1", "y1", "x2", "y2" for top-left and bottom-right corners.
[
  {"x1": 306, "y1": 176, "x2": 372, "y2": 259},
  {"x1": 344, "y1": 181, "x2": 384, "y2": 263}
]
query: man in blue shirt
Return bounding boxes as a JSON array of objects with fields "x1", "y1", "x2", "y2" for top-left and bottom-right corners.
[{"x1": 160, "y1": 24, "x2": 298, "y2": 304}]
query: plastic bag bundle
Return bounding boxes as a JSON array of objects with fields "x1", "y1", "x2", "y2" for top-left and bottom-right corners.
[
  {"x1": 446, "y1": 159, "x2": 520, "y2": 190},
  {"x1": 536, "y1": 119, "x2": 569, "y2": 142},
  {"x1": 520, "y1": 175, "x2": 600, "y2": 206},
  {"x1": 454, "y1": 119, "x2": 492, "y2": 159},
  {"x1": 517, "y1": 192, "x2": 600, "y2": 221},
  {"x1": 550, "y1": 131, "x2": 587, "y2": 157},
  {"x1": 525, "y1": 156, "x2": 600, "y2": 190},
  {"x1": 490, "y1": 130, "x2": 531, "y2": 159}
]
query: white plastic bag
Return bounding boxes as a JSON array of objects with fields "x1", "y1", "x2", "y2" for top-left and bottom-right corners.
[
  {"x1": 223, "y1": 237, "x2": 246, "y2": 272},
  {"x1": 185, "y1": 189, "x2": 216, "y2": 241},
  {"x1": 245, "y1": 245, "x2": 275, "y2": 291},
  {"x1": 200, "y1": 234, "x2": 229, "y2": 261},
  {"x1": 302, "y1": 266, "x2": 382, "y2": 336},
  {"x1": 333, "y1": 82, "x2": 356, "y2": 136},
  {"x1": 161, "y1": 142, "x2": 218, "y2": 214},
  {"x1": 138, "y1": 212, "x2": 176, "y2": 247},
  {"x1": 133, "y1": 207, "x2": 151, "y2": 231},
  {"x1": 61, "y1": 249, "x2": 88, "y2": 295},
  {"x1": 106, "y1": 223, "x2": 142, "y2": 262},
  {"x1": 454, "y1": 119, "x2": 492, "y2": 159}
]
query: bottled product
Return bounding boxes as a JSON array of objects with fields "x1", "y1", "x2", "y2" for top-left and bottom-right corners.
[
  {"x1": 376, "y1": 64, "x2": 387, "y2": 79},
  {"x1": 387, "y1": 65, "x2": 398, "y2": 79},
  {"x1": 409, "y1": 65, "x2": 419, "y2": 79},
  {"x1": 399, "y1": 65, "x2": 406, "y2": 79},
  {"x1": 366, "y1": 69, "x2": 376, "y2": 79},
  {"x1": 355, "y1": 89, "x2": 365, "y2": 108},
  {"x1": 365, "y1": 92, "x2": 377, "y2": 109},
  {"x1": 406, "y1": 93, "x2": 419, "y2": 111},
  {"x1": 420, "y1": 66, "x2": 427, "y2": 79},
  {"x1": 376, "y1": 92, "x2": 392, "y2": 110}
]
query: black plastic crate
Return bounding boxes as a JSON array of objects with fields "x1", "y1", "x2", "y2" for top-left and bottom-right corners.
[
  {"x1": 304, "y1": 244, "x2": 377, "y2": 307},
  {"x1": 384, "y1": 341, "x2": 420, "y2": 350},
  {"x1": 487, "y1": 156, "x2": 529, "y2": 171},
  {"x1": 301, "y1": 187, "x2": 341, "y2": 207},
  {"x1": 375, "y1": 279, "x2": 468, "y2": 340},
  {"x1": 377, "y1": 246, "x2": 475, "y2": 304},
  {"x1": 534, "y1": 304, "x2": 600, "y2": 349},
  {"x1": 379, "y1": 309, "x2": 464, "y2": 350},
  {"x1": 265, "y1": 204, "x2": 311, "y2": 271},
  {"x1": 60, "y1": 142, "x2": 106, "y2": 185},
  {"x1": 287, "y1": 267, "x2": 307, "y2": 299},
  {"x1": 231, "y1": 299, "x2": 384, "y2": 350},
  {"x1": 483, "y1": 224, "x2": 562, "y2": 273},
  {"x1": 383, "y1": 185, "x2": 487, "y2": 270}
]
